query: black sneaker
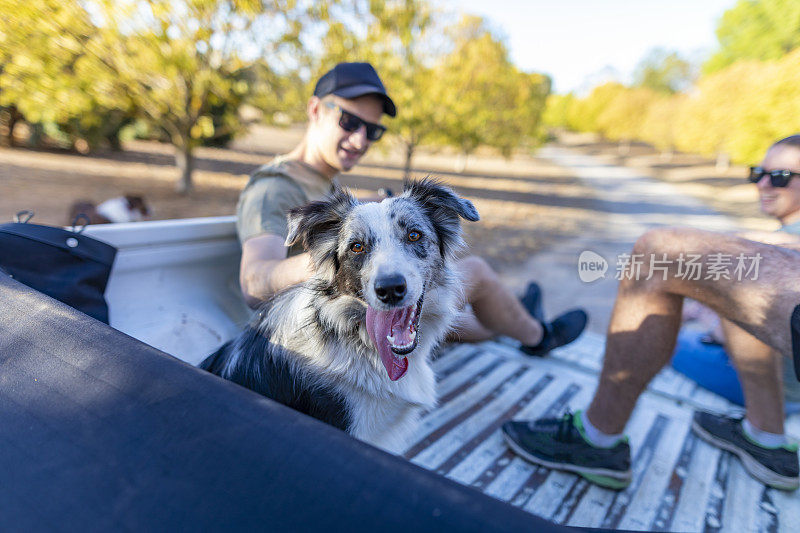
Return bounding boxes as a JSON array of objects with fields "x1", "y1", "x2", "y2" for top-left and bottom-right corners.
[
  {"x1": 692, "y1": 411, "x2": 799, "y2": 491},
  {"x1": 520, "y1": 282, "x2": 545, "y2": 323},
  {"x1": 520, "y1": 309, "x2": 588, "y2": 357},
  {"x1": 501, "y1": 410, "x2": 632, "y2": 489}
]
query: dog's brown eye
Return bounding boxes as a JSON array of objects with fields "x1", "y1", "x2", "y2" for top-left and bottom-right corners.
[
  {"x1": 350, "y1": 242, "x2": 365, "y2": 253},
  {"x1": 408, "y1": 230, "x2": 421, "y2": 242}
]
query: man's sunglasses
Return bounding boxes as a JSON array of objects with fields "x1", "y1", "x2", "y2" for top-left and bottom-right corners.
[
  {"x1": 324, "y1": 101, "x2": 386, "y2": 141},
  {"x1": 748, "y1": 166, "x2": 800, "y2": 187}
]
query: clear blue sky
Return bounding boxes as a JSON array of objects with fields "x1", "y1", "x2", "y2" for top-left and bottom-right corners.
[{"x1": 450, "y1": 0, "x2": 737, "y2": 93}]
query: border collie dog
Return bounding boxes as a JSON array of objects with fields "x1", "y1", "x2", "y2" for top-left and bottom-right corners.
[{"x1": 200, "y1": 179, "x2": 479, "y2": 453}]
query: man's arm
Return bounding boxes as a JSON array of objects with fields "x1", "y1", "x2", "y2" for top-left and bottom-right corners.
[
  {"x1": 738, "y1": 230, "x2": 800, "y2": 246},
  {"x1": 239, "y1": 233, "x2": 314, "y2": 308}
]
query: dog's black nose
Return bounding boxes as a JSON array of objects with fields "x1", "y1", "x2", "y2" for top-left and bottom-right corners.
[{"x1": 374, "y1": 274, "x2": 407, "y2": 305}]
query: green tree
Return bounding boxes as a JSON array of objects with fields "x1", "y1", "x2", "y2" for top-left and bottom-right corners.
[
  {"x1": 433, "y1": 16, "x2": 549, "y2": 170},
  {"x1": 0, "y1": 0, "x2": 133, "y2": 150},
  {"x1": 1, "y1": 0, "x2": 319, "y2": 193},
  {"x1": 633, "y1": 48, "x2": 695, "y2": 94},
  {"x1": 569, "y1": 82, "x2": 626, "y2": 133},
  {"x1": 639, "y1": 93, "x2": 685, "y2": 158},
  {"x1": 244, "y1": 61, "x2": 307, "y2": 126},
  {"x1": 365, "y1": 0, "x2": 441, "y2": 179},
  {"x1": 87, "y1": 0, "x2": 317, "y2": 193},
  {"x1": 595, "y1": 86, "x2": 659, "y2": 153},
  {"x1": 317, "y1": 0, "x2": 452, "y2": 179},
  {"x1": 704, "y1": 0, "x2": 800, "y2": 73},
  {"x1": 320, "y1": 4, "x2": 549, "y2": 177}
]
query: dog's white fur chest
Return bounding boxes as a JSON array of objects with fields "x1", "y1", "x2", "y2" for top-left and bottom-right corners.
[{"x1": 346, "y1": 361, "x2": 436, "y2": 454}]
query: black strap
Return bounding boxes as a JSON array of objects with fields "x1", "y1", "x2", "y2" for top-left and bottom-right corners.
[
  {"x1": 0, "y1": 222, "x2": 116, "y2": 265},
  {"x1": 791, "y1": 304, "x2": 800, "y2": 381}
]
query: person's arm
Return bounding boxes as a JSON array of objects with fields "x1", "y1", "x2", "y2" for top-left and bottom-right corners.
[
  {"x1": 239, "y1": 233, "x2": 315, "y2": 308},
  {"x1": 737, "y1": 230, "x2": 800, "y2": 246}
]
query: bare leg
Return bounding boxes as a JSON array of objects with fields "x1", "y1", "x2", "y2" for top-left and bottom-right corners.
[
  {"x1": 721, "y1": 319, "x2": 785, "y2": 433},
  {"x1": 587, "y1": 227, "x2": 800, "y2": 434},
  {"x1": 447, "y1": 308, "x2": 495, "y2": 343},
  {"x1": 587, "y1": 257, "x2": 684, "y2": 434},
  {"x1": 448, "y1": 256, "x2": 543, "y2": 346}
]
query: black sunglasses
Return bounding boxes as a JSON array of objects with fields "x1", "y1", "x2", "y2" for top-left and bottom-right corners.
[
  {"x1": 324, "y1": 101, "x2": 386, "y2": 141},
  {"x1": 748, "y1": 166, "x2": 800, "y2": 187}
]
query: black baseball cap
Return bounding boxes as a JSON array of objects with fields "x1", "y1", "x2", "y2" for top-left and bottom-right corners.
[{"x1": 313, "y1": 62, "x2": 396, "y2": 117}]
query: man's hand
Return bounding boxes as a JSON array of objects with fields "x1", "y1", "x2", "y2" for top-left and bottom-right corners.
[{"x1": 239, "y1": 233, "x2": 314, "y2": 308}]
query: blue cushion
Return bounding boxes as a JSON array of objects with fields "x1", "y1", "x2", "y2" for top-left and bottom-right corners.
[{"x1": 671, "y1": 329, "x2": 745, "y2": 405}]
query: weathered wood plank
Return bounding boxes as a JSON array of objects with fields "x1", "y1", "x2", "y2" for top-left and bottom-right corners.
[
  {"x1": 479, "y1": 384, "x2": 586, "y2": 498},
  {"x1": 433, "y1": 374, "x2": 554, "y2": 475},
  {"x1": 563, "y1": 404, "x2": 663, "y2": 528},
  {"x1": 771, "y1": 486, "x2": 800, "y2": 533},
  {"x1": 411, "y1": 367, "x2": 548, "y2": 469},
  {"x1": 720, "y1": 459, "x2": 767, "y2": 532},
  {"x1": 404, "y1": 361, "x2": 522, "y2": 457},
  {"x1": 412, "y1": 340, "x2": 798, "y2": 532},
  {"x1": 704, "y1": 452, "x2": 732, "y2": 531},
  {"x1": 436, "y1": 351, "x2": 503, "y2": 401},
  {"x1": 667, "y1": 435, "x2": 721, "y2": 533},
  {"x1": 448, "y1": 379, "x2": 579, "y2": 487},
  {"x1": 432, "y1": 344, "x2": 482, "y2": 377},
  {"x1": 618, "y1": 414, "x2": 691, "y2": 531},
  {"x1": 601, "y1": 414, "x2": 671, "y2": 529}
]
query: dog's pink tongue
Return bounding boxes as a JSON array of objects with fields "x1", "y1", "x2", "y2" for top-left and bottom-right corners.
[{"x1": 366, "y1": 306, "x2": 409, "y2": 381}]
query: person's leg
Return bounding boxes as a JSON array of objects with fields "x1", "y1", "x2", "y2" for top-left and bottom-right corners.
[
  {"x1": 720, "y1": 319, "x2": 785, "y2": 434},
  {"x1": 670, "y1": 328, "x2": 745, "y2": 405},
  {"x1": 448, "y1": 308, "x2": 495, "y2": 342},
  {"x1": 504, "y1": 227, "x2": 800, "y2": 490},
  {"x1": 449, "y1": 256, "x2": 544, "y2": 345},
  {"x1": 586, "y1": 228, "x2": 800, "y2": 434}
]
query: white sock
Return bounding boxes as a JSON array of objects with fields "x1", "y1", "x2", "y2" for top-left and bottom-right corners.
[
  {"x1": 580, "y1": 410, "x2": 624, "y2": 448},
  {"x1": 743, "y1": 418, "x2": 786, "y2": 448}
]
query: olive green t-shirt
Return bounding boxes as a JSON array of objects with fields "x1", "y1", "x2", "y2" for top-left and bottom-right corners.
[{"x1": 236, "y1": 156, "x2": 339, "y2": 256}]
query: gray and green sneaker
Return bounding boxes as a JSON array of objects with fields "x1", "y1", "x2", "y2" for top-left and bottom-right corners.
[
  {"x1": 501, "y1": 410, "x2": 632, "y2": 489},
  {"x1": 691, "y1": 410, "x2": 799, "y2": 491}
]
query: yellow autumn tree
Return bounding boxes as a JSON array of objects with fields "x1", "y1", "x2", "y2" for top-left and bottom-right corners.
[
  {"x1": 1, "y1": 0, "x2": 322, "y2": 193},
  {"x1": 595, "y1": 86, "x2": 659, "y2": 144},
  {"x1": 432, "y1": 15, "x2": 550, "y2": 168},
  {"x1": 317, "y1": 0, "x2": 442, "y2": 179}
]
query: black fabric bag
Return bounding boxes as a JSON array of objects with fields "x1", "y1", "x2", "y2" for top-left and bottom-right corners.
[{"x1": 0, "y1": 212, "x2": 116, "y2": 323}]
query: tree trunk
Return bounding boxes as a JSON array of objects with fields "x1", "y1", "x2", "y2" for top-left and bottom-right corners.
[
  {"x1": 175, "y1": 142, "x2": 194, "y2": 194},
  {"x1": 715, "y1": 152, "x2": 730, "y2": 173},
  {"x1": 6, "y1": 106, "x2": 21, "y2": 147},
  {"x1": 403, "y1": 142, "x2": 415, "y2": 181},
  {"x1": 454, "y1": 152, "x2": 469, "y2": 173},
  {"x1": 28, "y1": 123, "x2": 44, "y2": 148}
]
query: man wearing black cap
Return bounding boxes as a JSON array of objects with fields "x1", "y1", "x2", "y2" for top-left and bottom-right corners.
[
  {"x1": 236, "y1": 62, "x2": 587, "y2": 358},
  {"x1": 237, "y1": 62, "x2": 395, "y2": 305}
]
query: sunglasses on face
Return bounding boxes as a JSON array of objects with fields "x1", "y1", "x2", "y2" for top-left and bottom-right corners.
[
  {"x1": 748, "y1": 167, "x2": 800, "y2": 187},
  {"x1": 324, "y1": 101, "x2": 386, "y2": 141}
]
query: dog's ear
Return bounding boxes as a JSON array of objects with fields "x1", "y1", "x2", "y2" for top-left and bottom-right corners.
[
  {"x1": 286, "y1": 187, "x2": 357, "y2": 269},
  {"x1": 404, "y1": 178, "x2": 479, "y2": 258}
]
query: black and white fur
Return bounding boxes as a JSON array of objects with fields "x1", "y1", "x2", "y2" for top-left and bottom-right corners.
[{"x1": 200, "y1": 179, "x2": 479, "y2": 453}]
